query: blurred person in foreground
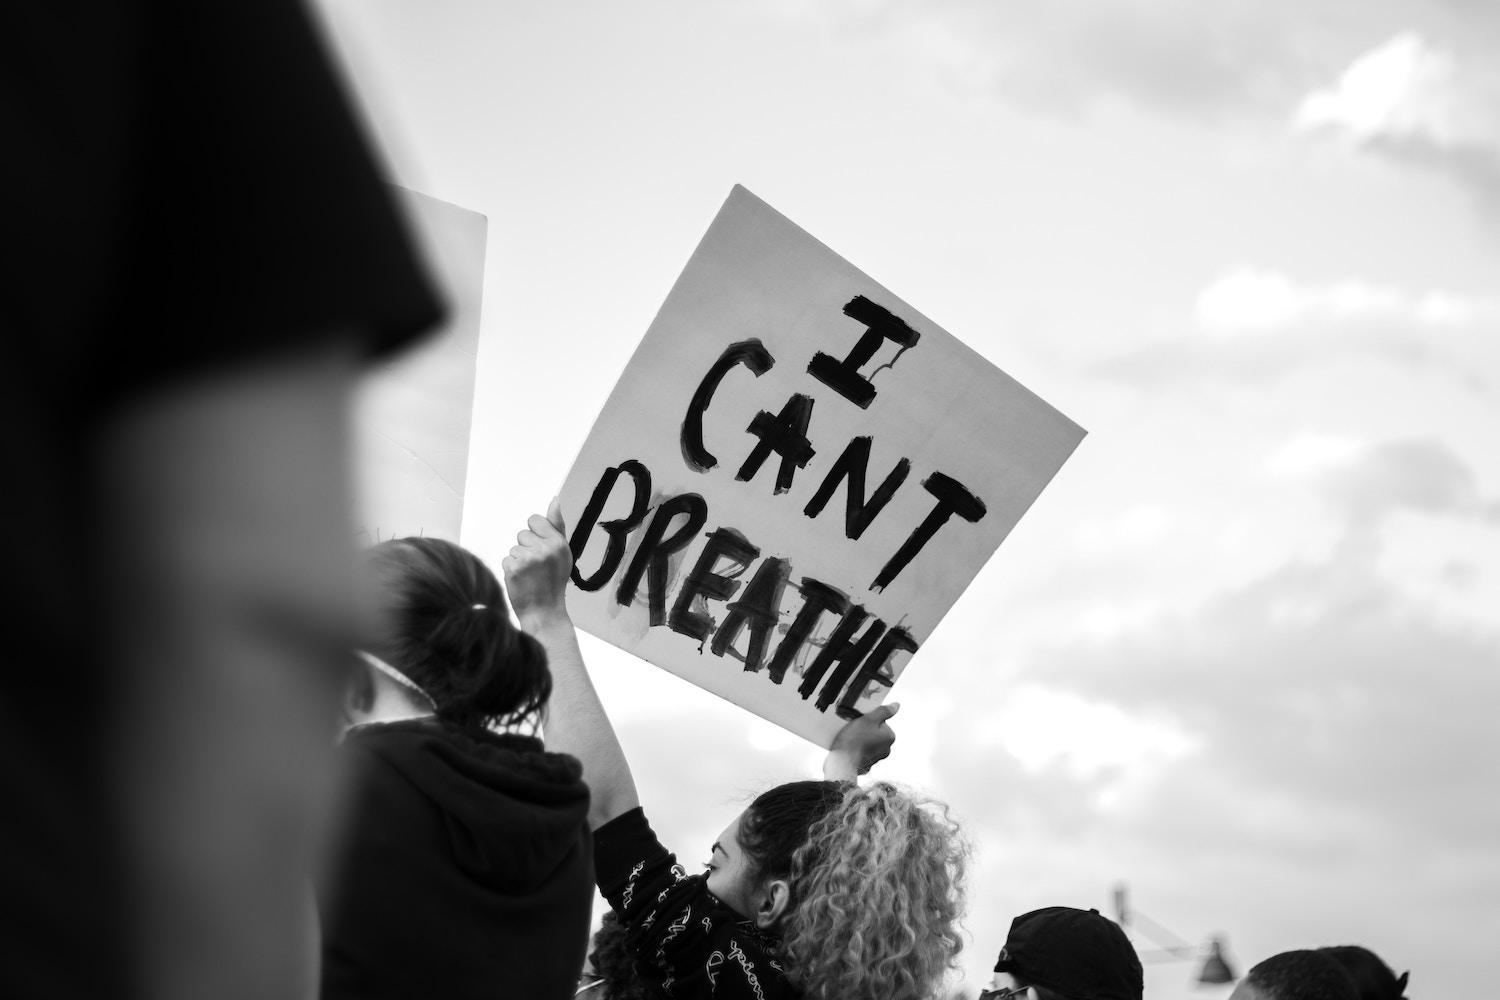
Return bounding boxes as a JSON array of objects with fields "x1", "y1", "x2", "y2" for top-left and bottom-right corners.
[
  {"x1": 319, "y1": 538, "x2": 593, "y2": 1000},
  {"x1": 505, "y1": 503, "x2": 969, "y2": 1000},
  {"x1": 1317, "y1": 946, "x2": 1409, "y2": 1000},
  {"x1": 980, "y1": 906, "x2": 1143, "y2": 1000},
  {"x1": 2, "y1": 2, "x2": 442, "y2": 997},
  {"x1": 1230, "y1": 950, "x2": 1360, "y2": 1000}
]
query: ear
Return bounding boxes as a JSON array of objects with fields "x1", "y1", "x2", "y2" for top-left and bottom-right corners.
[{"x1": 753, "y1": 878, "x2": 792, "y2": 930}]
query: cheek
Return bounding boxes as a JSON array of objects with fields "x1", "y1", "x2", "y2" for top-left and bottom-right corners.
[{"x1": 705, "y1": 863, "x2": 754, "y2": 916}]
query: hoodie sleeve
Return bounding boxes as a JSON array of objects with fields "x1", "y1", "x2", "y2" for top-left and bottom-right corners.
[
  {"x1": 593, "y1": 808, "x2": 792, "y2": 999},
  {"x1": 593, "y1": 807, "x2": 697, "y2": 942}
]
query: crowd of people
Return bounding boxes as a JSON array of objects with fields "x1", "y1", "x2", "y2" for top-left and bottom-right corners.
[
  {"x1": 313, "y1": 510, "x2": 1412, "y2": 1000},
  {"x1": 7, "y1": 2, "x2": 1418, "y2": 997}
]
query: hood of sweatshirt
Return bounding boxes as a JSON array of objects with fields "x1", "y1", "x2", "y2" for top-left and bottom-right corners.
[{"x1": 340, "y1": 718, "x2": 590, "y2": 894}]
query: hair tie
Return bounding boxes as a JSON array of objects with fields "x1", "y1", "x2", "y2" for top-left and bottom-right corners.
[{"x1": 355, "y1": 650, "x2": 436, "y2": 707}]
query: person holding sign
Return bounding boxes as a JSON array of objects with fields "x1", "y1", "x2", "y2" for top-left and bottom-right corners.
[
  {"x1": 320, "y1": 537, "x2": 594, "y2": 1000},
  {"x1": 504, "y1": 504, "x2": 968, "y2": 1000}
]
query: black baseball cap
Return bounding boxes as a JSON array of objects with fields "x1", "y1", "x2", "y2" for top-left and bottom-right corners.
[{"x1": 994, "y1": 906, "x2": 1143, "y2": 1000}]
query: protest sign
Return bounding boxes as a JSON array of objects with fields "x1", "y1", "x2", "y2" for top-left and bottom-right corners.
[
  {"x1": 559, "y1": 186, "x2": 1084, "y2": 746},
  {"x1": 354, "y1": 189, "x2": 487, "y2": 542}
]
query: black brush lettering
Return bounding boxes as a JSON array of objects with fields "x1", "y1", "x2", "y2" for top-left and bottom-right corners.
[
  {"x1": 735, "y1": 393, "x2": 816, "y2": 495},
  {"x1": 711, "y1": 556, "x2": 790, "y2": 674},
  {"x1": 668, "y1": 528, "x2": 760, "y2": 642},
  {"x1": 569, "y1": 460, "x2": 652, "y2": 591},
  {"x1": 835, "y1": 627, "x2": 918, "y2": 719},
  {"x1": 807, "y1": 295, "x2": 920, "y2": 409},
  {"x1": 802, "y1": 436, "x2": 911, "y2": 539},
  {"x1": 765, "y1": 577, "x2": 848, "y2": 684},
  {"x1": 798, "y1": 608, "x2": 887, "y2": 712},
  {"x1": 681, "y1": 340, "x2": 775, "y2": 472},
  {"x1": 872, "y1": 472, "x2": 987, "y2": 591},
  {"x1": 615, "y1": 493, "x2": 708, "y2": 625}
]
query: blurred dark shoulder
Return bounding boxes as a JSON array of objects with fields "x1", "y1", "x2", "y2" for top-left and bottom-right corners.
[
  {"x1": 0, "y1": 4, "x2": 443, "y2": 996},
  {"x1": 2, "y1": 0, "x2": 444, "y2": 419}
]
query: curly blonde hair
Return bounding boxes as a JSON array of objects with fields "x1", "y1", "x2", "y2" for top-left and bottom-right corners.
[{"x1": 778, "y1": 782, "x2": 968, "y2": 1000}]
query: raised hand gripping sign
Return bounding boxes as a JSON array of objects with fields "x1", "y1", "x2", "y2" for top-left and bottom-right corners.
[{"x1": 559, "y1": 186, "x2": 1084, "y2": 746}]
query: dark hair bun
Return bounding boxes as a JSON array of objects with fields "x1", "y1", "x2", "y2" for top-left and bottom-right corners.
[
  {"x1": 437, "y1": 615, "x2": 550, "y2": 730},
  {"x1": 366, "y1": 537, "x2": 551, "y2": 729}
]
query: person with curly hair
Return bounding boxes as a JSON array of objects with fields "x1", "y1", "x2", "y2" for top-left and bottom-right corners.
[
  {"x1": 577, "y1": 911, "x2": 652, "y2": 999},
  {"x1": 319, "y1": 536, "x2": 594, "y2": 1000},
  {"x1": 506, "y1": 503, "x2": 969, "y2": 1000}
]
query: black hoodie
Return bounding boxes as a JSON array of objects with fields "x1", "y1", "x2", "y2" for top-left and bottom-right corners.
[{"x1": 320, "y1": 719, "x2": 593, "y2": 1000}]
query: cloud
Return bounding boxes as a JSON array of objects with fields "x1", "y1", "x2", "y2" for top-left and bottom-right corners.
[
  {"x1": 1005, "y1": 437, "x2": 1499, "y2": 814},
  {"x1": 934, "y1": 437, "x2": 1500, "y2": 991},
  {"x1": 756, "y1": 0, "x2": 1328, "y2": 120},
  {"x1": 1091, "y1": 267, "x2": 1500, "y2": 387},
  {"x1": 1194, "y1": 268, "x2": 1500, "y2": 337},
  {"x1": 966, "y1": 0, "x2": 1290, "y2": 119},
  {"x1": 1313, "y1": 437, "x2": 1491, "y2": 525},
  {"x1": 1048, "y1": 533, "x2": 1500, "y2": 851},
  {"x1": 764, "y1": 0, "x2": 1500, "y2": 134},
  {"x1": 991, "y1": 684, "x2": 1201, "y2": 790},
  {"x1": 1294, "y1": 33, "x2": 1475, "y2": 144},
  {"x1": 1294, "y1": 33, "x2": 1500, "y2": 214},
  {"x1": 1263, "y1": 433, "x2": 1368, "y2": 478},
  {"x1": 1299, "y1": 438, "x2": 1500, "y2": 627}
]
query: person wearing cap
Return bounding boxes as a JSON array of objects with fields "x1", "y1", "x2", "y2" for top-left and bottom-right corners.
[{"x1": 980, "y1": 906, "x2": 1144, "y2": 1000}]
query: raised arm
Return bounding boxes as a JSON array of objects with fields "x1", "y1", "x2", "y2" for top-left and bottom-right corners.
[{"x1": 502, "y1": 500, "x2": 640, "y2": 829}]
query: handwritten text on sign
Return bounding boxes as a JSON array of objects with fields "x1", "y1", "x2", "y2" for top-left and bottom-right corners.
[{"x1": 559, "y1": 186, "x2": 1084, "y2": 746}]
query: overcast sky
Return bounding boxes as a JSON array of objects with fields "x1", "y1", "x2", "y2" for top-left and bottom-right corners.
[{"x1": 315, "y1": 2, "x2": 1499, "y2": 995}]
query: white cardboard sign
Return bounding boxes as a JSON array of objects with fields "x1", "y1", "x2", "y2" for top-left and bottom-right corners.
[
  {"x1": 559, "y1": 186, "x2": 1084, "y2": 746},
  {"x1": 354, "y1": 188, "x2": 487, "y2": 543}
]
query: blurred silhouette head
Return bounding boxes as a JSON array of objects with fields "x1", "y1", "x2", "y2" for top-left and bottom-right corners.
[
  {"x1": 1317, "y1": 946, "x2": 1408, "y2": 1000},
  {"x1": 1230, "y1": 949, "x2": 1359, "y2": 1000}
]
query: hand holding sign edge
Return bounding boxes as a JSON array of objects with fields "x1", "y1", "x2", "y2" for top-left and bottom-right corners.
[
  {"x1": 823, "y1": 702, "x2": 900, "y2": 780},
  {"x1": 502, "y1": 496, "x2": 572, "y2": 629}
]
